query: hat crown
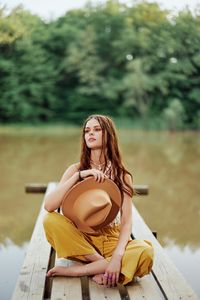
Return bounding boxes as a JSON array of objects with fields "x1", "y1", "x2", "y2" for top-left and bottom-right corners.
[
  {"x1": 74, "y1": 189, "x2": 111, "y2": 226},
  {"x1": 61, "y1": 177, "x2": 122, "y2": 233}
]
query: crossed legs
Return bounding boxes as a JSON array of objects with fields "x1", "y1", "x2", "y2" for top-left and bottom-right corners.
[
  {"x1": 47, "y1": 253, "x2": 109, "y2": 285},
  {"x1": 43, "y1": 212, "x2": 154, "y2": 286}
]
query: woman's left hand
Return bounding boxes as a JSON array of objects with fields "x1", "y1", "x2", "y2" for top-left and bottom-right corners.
[{"x1": 103, "y1": 256, "x2": 122, "y2": 287}]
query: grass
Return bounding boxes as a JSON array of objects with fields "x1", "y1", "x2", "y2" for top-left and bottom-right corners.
[{"x1": 0, "y1": 116, "x2": 199, "y2": 134}]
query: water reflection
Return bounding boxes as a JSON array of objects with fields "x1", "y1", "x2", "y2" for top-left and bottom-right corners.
[
  {"x1": 0, "y1": 127, "x2": 200, "y2": 298},
  {"x1": 165, "y1": 244, "x2": 200, "y2": 297},
  {"x1": 122, "y1": 130, "x2": 200, "y2": 248},
  {"x1": 0, "y1": 239, "x2": 28, "y2": 300},
  {"x1": 0, "y1": 128, "x2": 200, "y2": 247},
  {"x1": 0, "y1": 127, "x2": 80, "y2": 245}
]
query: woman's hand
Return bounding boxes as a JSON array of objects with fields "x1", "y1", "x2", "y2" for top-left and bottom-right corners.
[
  {"x1": 103, "y1": 256, "x2": 122, "y2": 287},
  {"x1": 80, "y1": 169, "x2": 107, "y2": 183}
]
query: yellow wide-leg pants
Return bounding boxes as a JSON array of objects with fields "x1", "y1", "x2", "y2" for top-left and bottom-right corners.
[{"x1": 43, "y1": 212, "x2": 154, "y2": 285}]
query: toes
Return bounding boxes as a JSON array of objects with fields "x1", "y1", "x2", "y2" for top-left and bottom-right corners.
[
  {"x1": 92, "y1": 276, "x2": 98, "y2": 284},
  {"x1": 47, "y1": 270, "x2": 52, "y2": 277},
  {"x1": 92, "y1": 274, "x2": 104, "y2": 285},
  {"x1": 99, "y1": 275, "x2": 104, "y2": 284},
  {"x1": 47, "y1": 267, "x2": 56, "y2": 277}
]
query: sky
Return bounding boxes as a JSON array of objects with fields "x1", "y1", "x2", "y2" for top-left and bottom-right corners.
[{"x1": 1, "y1": 0, "x2": 200, "y2": 20}]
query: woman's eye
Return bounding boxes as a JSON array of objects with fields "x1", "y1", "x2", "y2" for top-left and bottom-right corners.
[{"x1": 85, "y1": 128, "x2": 101, "y2": 133}]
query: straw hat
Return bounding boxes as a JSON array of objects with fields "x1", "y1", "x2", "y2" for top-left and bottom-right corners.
[{"x1": 61, "y1": 177, "x2": 122, "y2": 233}]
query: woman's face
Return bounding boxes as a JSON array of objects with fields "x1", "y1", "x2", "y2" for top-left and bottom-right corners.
[{"x1": 84, "y1": 118, "x2": 103, "y2": 149}]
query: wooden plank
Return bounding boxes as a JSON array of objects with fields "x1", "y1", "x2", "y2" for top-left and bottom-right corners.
[
  {"x1": 25, "y1": 183, "x2": 47, "y2": 193},
  {"x1": 25, "y1": 183, "x2": 149, "y2": 195},
  {"x1": 53, "y1": 258, "x2": 123, "y2": 300},
  {"x1": 89, "y1": 279, "x2": 121, "y2": 300},
  {"x1": 51, "y1": 277, "x2": 82, "y2": 300},
  {"x1": 14, "y1": 180, "x2": 198, "y2": 300},
  {"x1": 132, "y1": 205, "x2": 199, "y2": 300},
  {"x1": 51, "y1": 258, "x2": 83, "y2": 300},
  {"x1": 127, "y1": 273, "x2": 165, "y2": 299},
  {"x1": 52, "y1": 259, "x2": 124, "y2": 300},
  {"x1": 53, "y1": 258, "x2": 162, "y2": 300},
  {"x1": 134, "y1": 185, "x2": 149, "y2": 195},
  {"x1": 11, "y1": 183, "x2": 57, "y2": 300}
]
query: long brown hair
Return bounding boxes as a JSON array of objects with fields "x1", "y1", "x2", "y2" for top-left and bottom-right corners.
[{"x1": 79, "y1": 114, "x2": 134, "y2": 199}]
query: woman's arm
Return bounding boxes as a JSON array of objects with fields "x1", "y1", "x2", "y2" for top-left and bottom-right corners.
[
  {"x1": 44, "y1": 163, "x2": 107, "y2": 212},
  {"x1": 103, "y1": 174, "x2": 133, "y2": 286},
  {"x1": 112, "y1": 191, "x2": 132, "y2": 258},
  {"x1": 44, "y1": 163, "x2": 80, "y2": 212}
]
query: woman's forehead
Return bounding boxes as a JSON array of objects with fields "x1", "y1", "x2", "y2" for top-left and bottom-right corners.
[{"x1": 85, "y1": 118, "x2": 101, "y2": 128}]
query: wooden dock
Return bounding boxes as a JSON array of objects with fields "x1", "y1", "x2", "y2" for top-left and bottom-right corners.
[{"x1": 11, "y1": 182, "x2": 199, "y2": 300}]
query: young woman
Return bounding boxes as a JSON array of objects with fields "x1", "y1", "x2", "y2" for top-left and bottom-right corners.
[{"x1": 43, "y1": 114, "x2": 153, "y2": 287}]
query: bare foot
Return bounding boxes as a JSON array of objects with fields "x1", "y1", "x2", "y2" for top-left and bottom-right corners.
[
  {"x1": 47, "y1": 266, "x2": 68, "y2": 277},
  {"x1": 92, "y1": 274, "x2": 104, "y2": 285}
]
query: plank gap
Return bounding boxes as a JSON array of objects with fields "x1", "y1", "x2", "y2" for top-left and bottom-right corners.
[
  {"x1": 81, "y1": 276, "x2": 91, "y2": 300},
  {"x1": 118, "y1": 283, "x2": 130, "y2": 300},
  {"x1": 44, "y1": 247, "x2": 56, "y2": 299}
]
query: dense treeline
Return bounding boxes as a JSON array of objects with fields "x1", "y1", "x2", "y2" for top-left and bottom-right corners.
[{"x1": 0, "y1": 1, "x2": 200, "y2": 129}]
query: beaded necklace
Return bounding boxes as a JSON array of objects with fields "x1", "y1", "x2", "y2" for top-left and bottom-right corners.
[
  {"x1": 90, "y1": 160, "x2": 112, "y2": 177},
  {"x1": 90, "y1": 160, "x2": 105, "y2": 171}
]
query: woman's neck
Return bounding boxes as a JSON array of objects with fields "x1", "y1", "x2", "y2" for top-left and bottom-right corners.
[
  {"x1": 90, "y1": 149, "x2": 112, "y2": 175},
  {"x1": 90, "y1": 149, "x2": 105, "y2": 165}
]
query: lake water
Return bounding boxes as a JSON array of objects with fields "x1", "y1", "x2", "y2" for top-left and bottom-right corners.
[{"x1": 0, "y1": 126, "x2": 199, "y2": 299}]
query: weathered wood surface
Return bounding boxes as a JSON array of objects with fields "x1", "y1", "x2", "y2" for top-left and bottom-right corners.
[
  {"x1": 12, "y1": 182, "x2": 199, "y2": 300},
  {"x1": 52, "y1": 257, "x2": 164, "y2": 300},
  {"x1": 132, "y1": 205, "x2": 199, "y2": 300},
  {"x1": 51, "y1": 259, "x2": 83, "y2": 300},
  {"x1": 11, "y1": 183, "x2": 57, "y2": 300}
]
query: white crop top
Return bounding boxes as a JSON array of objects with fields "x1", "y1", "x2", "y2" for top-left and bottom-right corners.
[{"x1": 109, "y1": 210, "x2": 121, "y2": 226}]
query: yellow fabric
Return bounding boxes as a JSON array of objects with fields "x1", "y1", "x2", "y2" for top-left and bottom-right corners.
[{"x1": 43, "y1": 211, "x2": 154, "y2": 285}]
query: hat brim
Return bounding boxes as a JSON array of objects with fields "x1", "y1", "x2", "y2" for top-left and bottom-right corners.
[{"x1": 61, "y1": 177, "x2": 122, "y2": 233}]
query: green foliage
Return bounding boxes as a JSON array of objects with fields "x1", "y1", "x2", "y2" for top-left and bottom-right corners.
[
  {"x1": 0, "y1": 1, "x2": 199, "y2": 129},
  {"x1": 162, "y1": 98, "x2": 186, "y2": 130}
]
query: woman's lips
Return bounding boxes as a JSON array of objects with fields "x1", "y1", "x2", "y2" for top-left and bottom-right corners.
[{"x1": 88, "y1": 138, "x2": 96, "y2": 142}]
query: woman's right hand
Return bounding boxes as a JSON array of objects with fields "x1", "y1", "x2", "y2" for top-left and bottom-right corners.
[{"x1": 80, "y1": 169, "x2": 107, "y2": 183}]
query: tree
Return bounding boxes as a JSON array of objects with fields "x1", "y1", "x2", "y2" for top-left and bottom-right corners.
[{"x1": 0, "y1": 1, "x2": 199, "y2": 128}]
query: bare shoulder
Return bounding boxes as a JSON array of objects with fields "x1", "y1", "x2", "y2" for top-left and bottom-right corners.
[
  {"x1": 124, "y1": 173, "x2": 133, "y2": 185},
  {"x1": 72, "y1": 162, "x2": 80, "y2": 171},
  {"x1": 121, "y1": 172, "x2": 133, "y2": 186},
  {"x1": 59, "y1": 162, "x2": 80, "y2": 184}
]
